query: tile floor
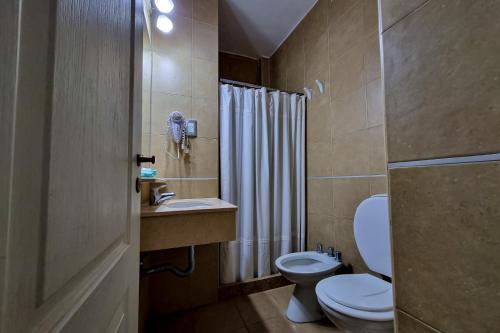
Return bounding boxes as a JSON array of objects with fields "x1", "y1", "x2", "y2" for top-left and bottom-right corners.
[{"x1": 150, "y1": 285, "x2": 340, "y2": 333}]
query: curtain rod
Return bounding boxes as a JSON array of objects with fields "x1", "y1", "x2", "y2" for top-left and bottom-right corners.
[{"x1": 219, "y1": 78, "x2": 305, "y2": 96}]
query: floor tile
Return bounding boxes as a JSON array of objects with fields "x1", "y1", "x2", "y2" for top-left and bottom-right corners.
[
  {"x1": 265, "y1": 285, "x2": 295, "y2": 316},
  {"x1": 246, "y1": 316, "x2": 298, "y2": 333},
  {"x1": 235, "y1": 291, "x2": 282, "y2": 325}
]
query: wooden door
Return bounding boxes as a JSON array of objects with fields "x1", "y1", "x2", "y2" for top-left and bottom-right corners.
[{"x1": 0, "y1": 0, "x2": 142, "y2": 332}]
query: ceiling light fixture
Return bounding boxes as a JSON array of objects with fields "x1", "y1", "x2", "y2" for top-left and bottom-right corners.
[
  {"x1": 155, "y1": 0, "x2": 174, "y2": 13},
  {"x1": 156, "y1": 15, "x2": 173, "y2": 33}
]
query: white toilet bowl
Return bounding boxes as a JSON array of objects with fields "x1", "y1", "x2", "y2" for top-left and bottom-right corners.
[
  {"x1": 275, "y1": 251, "x2": 341, "y2": 323},
  {"x1": 315, "y1": 194, "x2": 394, "y2": 332},
  {"x1": 316, "y1": 274, "x2": 394, "y2": 332}
]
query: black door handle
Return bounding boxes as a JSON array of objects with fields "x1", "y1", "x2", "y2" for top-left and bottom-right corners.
[{"x1": 136, "y1": 154, "x2": 155, "y2": 166}]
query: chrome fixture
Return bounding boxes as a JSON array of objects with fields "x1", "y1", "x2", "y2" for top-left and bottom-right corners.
[
  {"x1": 150, "y1": 184, "x2": 176, "y2": 205},
  {"x1": 327, "y1": 247, "x2": 335, "y2": 257},
  {"x1": 316, "y1": 243, "x2": 323, "y2": 253}
]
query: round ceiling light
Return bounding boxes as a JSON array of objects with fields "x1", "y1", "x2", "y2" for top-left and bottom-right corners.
[
  {"x1": 155, "y1": 0, "x2": 174, "y2": 13},
  {"x1": 156, "y1": 15, "x2": 173, "y2": 33}
]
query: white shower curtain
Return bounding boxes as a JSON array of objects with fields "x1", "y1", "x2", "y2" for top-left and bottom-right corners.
[{"x1": 220, "y1": 84, "x2": 306, "y2": 284}]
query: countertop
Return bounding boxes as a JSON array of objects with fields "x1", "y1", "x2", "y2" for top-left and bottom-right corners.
[{"x1": 141, "y1": 198, "x2": 237, "y2": 218}]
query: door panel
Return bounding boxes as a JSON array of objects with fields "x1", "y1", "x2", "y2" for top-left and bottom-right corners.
[
  {"x1": 0, "y1": 0, "x2": 141, "y2": 331},
  {"x1": 44, "y1": 0, "x2": 131, "y2": 299}
]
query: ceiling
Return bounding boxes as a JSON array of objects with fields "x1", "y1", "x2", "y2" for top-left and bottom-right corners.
[{"x1": 219, "y1": 0, "x2": 317, "y2": 59}]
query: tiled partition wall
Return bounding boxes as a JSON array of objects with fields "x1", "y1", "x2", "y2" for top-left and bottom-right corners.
[
  {"x1": 380, "y1": 0, "x2": 500, "y2": 331},
  {"x1": 140, "y1": 0, "x2": 220, "y2": 320},
  {"x1": 270, "y1": 0, "x2": 387, "y2": 273}
]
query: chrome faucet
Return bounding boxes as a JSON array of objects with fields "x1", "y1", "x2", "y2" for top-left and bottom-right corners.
[
  {"x1": 316, "y1": 243, "x2": 323, "y2": 253},
  {"x1": 150, "y1": 185, "x2": 176, "y2": 205}
]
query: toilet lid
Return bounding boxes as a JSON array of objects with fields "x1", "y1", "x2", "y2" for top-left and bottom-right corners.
[{"x1": 319, "y1": 274, "x2": 393, "y2": 312}]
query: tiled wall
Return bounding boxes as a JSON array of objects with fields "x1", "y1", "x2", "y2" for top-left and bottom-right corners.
[
  {"x1": 140, "y1": 0, "x2": 220, "y2": 321},
  {"x1": 269, "y1": 0, "x2": 387, "y2": 273},
  {"x1": 380, "y1": 0, "x2": 500, "y2": 331}
]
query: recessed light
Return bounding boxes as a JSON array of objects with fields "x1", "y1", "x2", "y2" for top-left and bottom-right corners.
[
  {"x1": 155, "y1": 0, "x2": 174, "y2": 14},
  {"x1": 156, "y1": 15, "x2": 173, "y2": 33}
]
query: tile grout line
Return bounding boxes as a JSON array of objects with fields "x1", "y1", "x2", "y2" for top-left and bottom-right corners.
[
  {"x1": 308, "y1": 174, "x2": 386, "y2": 180},
  {"x1": 388, "y1": 153, "x2": 500, "y2": 169}
]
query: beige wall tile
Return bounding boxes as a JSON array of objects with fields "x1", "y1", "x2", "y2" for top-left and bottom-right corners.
[
  {"x1": 142, "y1": 88, "x2": 151, "y2": 135},
  {"x1": 305, "y1": 32, "x2": 330, "y2": 100},
  {"x1": 379, "y1": 0, "x2": 428, "y2": 32},
  {"x1": 369, "y1": 176, "x2": 388, "y2": 195},
  {"x1": 332, "y1": 87, "x2": 367, "y2": 137},
  {"x1": 191, "y1": 97, "x2": 218, "y2": 139},
  {"x1": 307, "y1": 179, "x2": 333, "y2": 216},
  {"x1": 368, "y1": 125, "x2": 387, "y2": 174},
  {"x1": 284, "y1": 24, "x2": 304, "y2": 70},
  {"x1": 151, "y1": 135, "x2": 218, "y2": 178},
  {"x1": 383, "y1": 0, "x2": 500, "y2": 162},
  {"x1": 286, "y1": 62, "x2": 305, "y2": 94},
  {"x1": 366, "y1": 79, "x2": 384, "y2": 127},
  {"x1": 363, "y1": 0, "x2": 379, "y2": 36},
  {"x1": 193, "y1": 21, "x2": 218, "y2": 62},
  {"x1": 152, "y1": 14, "x2": 193, "y2": 57},
  {"x1": 329, "y1": 0, "x2": 360, "y2": 23},
  {"x1": 331, "y1": 129, "x2": 371, "y2": 176},
  {"x1": 330, "y1": 1, "x2": 364, "y2": 59},
  {"x1": 307, "y1": 98, "x2": 332, "y2": 144},
  {"x1": 307, "y1": 214, "x2": 334, "y2": 251},
  {"x1": 396, "y1": 310, "x2": 441, "y2": 333},
  {"x1": 165, "y1": 179, "x2": 219, "y2": 199},
  {"x1": 271, "y1": 45, "x2": 288, "y2": 80},
  {"x1": 363, "y1": 33, "x2": 381, "y2": 84},
  {"x1": 152, "y1": 52, "x2": 192, "y2": 96},
  {"x1": 193, "y1": 0, "x2": 218, "y2": 25},
  {"x1": 301, "y1": 0, "x2": 329, "y2": 51},
  {"x1": 141, "y1": 131, "x2": 151, "y2": 158},
  {"x1": 332, "y1": 217, "x2": 369, "y2": 273},
  {"x1": 307, "y1": 142, "x2": 333, "y2": 177},
  {"x1": 150, "y1": 134, "x2": 186, "y2": 177},
  {"x1": 151, "y1": 92, "x2": 192, "y2": 135},
  {"x1": 389, "y1": 162, "x2": 500, "y2": 332},
  {"x1": 271, "y1": 74, "x2": 287, "y2": 92},
  {"x1": 332, "y1": 178, "x2": 371, "y2": 219},
  {"x1": 192, "y1": 58, "x2": 218, "y2": 100},
  {"x1": 169, "y1": 0, "x2": 193, "y2": 19},
  {"x1": 331, "y1": 44, "x2": 364, "y2": 99}
]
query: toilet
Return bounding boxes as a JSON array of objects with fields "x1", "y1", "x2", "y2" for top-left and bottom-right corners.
[
  {"x1": 315, "y1": 194, "x2": 394, "y2": 332},
  {"x1": 275, "y1": 251, "x2": 341, "y2": 322}
]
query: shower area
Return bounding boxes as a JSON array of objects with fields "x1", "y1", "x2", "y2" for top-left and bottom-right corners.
[{"x1": 218, "y1": 79, "x2": 307, "y2": 284}]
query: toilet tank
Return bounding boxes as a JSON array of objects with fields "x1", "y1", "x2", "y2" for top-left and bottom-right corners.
[{"x1": 353, "y1": 194, "x2": 392, "y2": 277}]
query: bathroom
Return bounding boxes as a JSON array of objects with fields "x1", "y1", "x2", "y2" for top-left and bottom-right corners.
[{"x1": 1, "y1": 0, "x2": 499, "y2": 332}]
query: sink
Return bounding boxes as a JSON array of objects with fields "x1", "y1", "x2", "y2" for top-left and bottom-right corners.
[
  {"x1": 140, "y1": 198, "x2": 237, "y2": 251},
  {"x1": 166, "y1": 201, "x2": 212, "y2": 209}
]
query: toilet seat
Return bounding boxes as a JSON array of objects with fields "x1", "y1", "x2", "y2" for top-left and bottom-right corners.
[
  {"x1": 275, "y1": 251, "x2": 340, "y2": 277},
  {"x1": 316, "y1": 274, "x2": 394, "y2": 321}
]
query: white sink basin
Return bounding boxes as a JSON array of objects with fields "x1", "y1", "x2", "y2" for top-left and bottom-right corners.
[{"x1": 166, "y1": 201, "x2": 212, "y2": 209}]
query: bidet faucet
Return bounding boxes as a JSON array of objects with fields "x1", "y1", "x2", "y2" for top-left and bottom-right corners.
[
  {"x1": 150, "y1": 185, "x2": 176, "y2": 205},
  {"x1": 316, "y1": 243, "x2": 323, "y2": 253}
]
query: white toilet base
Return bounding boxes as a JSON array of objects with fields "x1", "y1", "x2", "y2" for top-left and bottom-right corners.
[{"x1": 286, "y1": 284, "x2": 324, "y2": 323}]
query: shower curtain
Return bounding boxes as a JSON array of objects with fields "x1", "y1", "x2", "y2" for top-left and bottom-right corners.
[{"x1": 219, "y1": 84, "x2": 306, "y2": 284}]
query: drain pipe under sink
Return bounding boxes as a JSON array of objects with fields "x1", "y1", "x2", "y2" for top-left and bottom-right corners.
[{"x1": 141, "y1": 246, "x2": 195, "y2": 277}]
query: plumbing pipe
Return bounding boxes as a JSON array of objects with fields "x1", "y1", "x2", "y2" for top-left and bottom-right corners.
[{"x1": 141, "y1": 246, "x2": 195, "y2": 277}]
